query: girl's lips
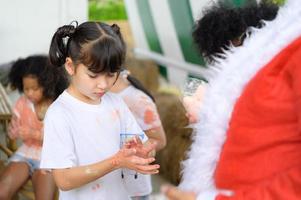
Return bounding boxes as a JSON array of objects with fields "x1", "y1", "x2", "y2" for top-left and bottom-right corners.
[{"x1": 95, "y1": 92, "x2": 105, "y2": 97}]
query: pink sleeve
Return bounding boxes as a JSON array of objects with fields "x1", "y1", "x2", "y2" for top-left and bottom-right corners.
[
  {"x1": 8, "y1": 96, "x2": 43, "y2": 141},
  {"x1": 8, "y1": 97, "x2": 24, "y2": 139}
]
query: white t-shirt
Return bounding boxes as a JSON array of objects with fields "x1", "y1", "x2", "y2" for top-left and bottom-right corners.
[
  {"x1": 118, "y1": 85, "x2": 163, "y2": 197},
  {"x1": 40, "y1": 91, "x2": 147, "y2": 200}
]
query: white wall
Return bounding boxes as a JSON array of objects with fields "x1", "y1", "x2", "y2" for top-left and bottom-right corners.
[
  {"x1": 0, "y1": 0, "x2": 88, "y2": 64},
  {"x1": 189, "y1": 0, "x2": 217, "y2": 20}
]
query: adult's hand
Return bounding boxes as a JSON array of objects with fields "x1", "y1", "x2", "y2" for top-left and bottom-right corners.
[{"x1": 161, "y1": 184, "x2": 197, "y2": 200}]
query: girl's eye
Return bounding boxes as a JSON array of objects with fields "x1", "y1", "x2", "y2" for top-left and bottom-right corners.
[
  {"x1": 107, "y1": 73, "x2": 115, "y2": 77},
  {"x1": 88, "y1": 74, "x2": 97, "y2": 78}
]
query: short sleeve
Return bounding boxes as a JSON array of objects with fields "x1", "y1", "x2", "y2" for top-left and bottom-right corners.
[
  {"x1": 8, "y1": 96, "x2": 26, "y2": 139},
  {"x1": 132, "y1": 96, "x2": 162, "y2": 131},
  {"x1": 40, "y1": 106, "x2": 77, "y2": 169},
  {"x1": 121, "y1": 88, "x2": 162, "y2": 131}
]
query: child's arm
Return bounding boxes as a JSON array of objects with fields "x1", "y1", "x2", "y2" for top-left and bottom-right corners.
[
  {"x1": 124, "y1": 136, "x2": 159, "y2": 158},
  {"x1": 124, "y1": 95, "x2": 166, "y2": 152},
  {"x1": 52, "y1": 147, "x2": 159, "y2": 191},
  {"x1": 144, "y1": 126, "x2": 166, "y2": 151},
  {"x1": 17, "y1": 127, "x2": 43, "y2": 141},
  {"x1": 8, "y1": 112, "x2": 20, "y2": 140},
  {"x1": 9, "y1": 98, "x2": 43, "y2": 142}
]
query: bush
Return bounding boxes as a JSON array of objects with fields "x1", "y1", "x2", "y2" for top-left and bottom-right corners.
[
  {"x1": 89, "y1": 0, "x2": 127, "y2": 20},
  {"x1": 264, "y1": 0, "x2": 286, "y2": 5}
]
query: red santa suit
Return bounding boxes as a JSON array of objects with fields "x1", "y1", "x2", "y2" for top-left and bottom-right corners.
[{"x1": 180, "y1": 0, "x2": 301, "y2": 199}]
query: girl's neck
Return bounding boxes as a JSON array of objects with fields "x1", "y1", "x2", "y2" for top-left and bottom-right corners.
[{"x1": 67, "y1": 85, "x2": 101, "y2": 105}]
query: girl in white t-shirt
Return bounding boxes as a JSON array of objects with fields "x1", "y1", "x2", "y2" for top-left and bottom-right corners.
[
  {"x1": 40, "y1": 21, "x2": 160, "y2": 200},
  {"x1": 111, "y1": 70, "x2": 166, "y2": 199}
]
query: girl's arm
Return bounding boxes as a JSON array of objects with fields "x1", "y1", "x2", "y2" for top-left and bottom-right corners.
[
  {"x1": 8, "y1": 114, "x2": 20, "y2": 140},
  {"x1": 144, "y1": 126, "x2": 166, "y2": 151},
  {"x1": 9, "y1": 97, "x2": 44, "y2": 142},
  {"x1": 52, "y1": 147, "x2": 159, "y2": 191},
  {"x1": 18, "y1": 127, "x2": 43, "y2": 141}
]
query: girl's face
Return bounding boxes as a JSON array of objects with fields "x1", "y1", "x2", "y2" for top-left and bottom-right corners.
[
  {"x1": 23, "y1": 76, "x2": 44, "y2": 104},
  {"x1": 66, "y1": 60, "x2": 118, "y2": 104}
]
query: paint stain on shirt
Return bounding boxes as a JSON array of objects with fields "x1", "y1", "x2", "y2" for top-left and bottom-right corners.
[{"x1": 144, "y1": 109, "x2": 156, "y2": 124}]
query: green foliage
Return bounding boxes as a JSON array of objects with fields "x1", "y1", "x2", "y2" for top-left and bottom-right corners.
[
  {"x1": 89, "y1": 0, "x2": 127, "y2": 20},
  {"x1": 218, "y1": 0, "x2": 257, "y2": 8},
  {"x1": 262, "y1": 0, "x2": 286, "y2": 5},
  {"x1": 219, "y1": 0, "x2": 286, "y2": 8}
]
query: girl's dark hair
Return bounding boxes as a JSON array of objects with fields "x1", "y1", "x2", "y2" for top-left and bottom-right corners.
[
  {"x1": 9, "y1": 55, "x2": 69, "y2": 100},
  {"x1": 126, "y1": 74, "x2": 155, "y2": 102},
  {"x1": 192, "y1": 3, "x2": 278, "y2": 63},
  {"x1": 49, "y1": 21, "x2": 126, "y2": 74},
  {"x1": 240, "y1": 3, "x2": 278, "y2": 28}
]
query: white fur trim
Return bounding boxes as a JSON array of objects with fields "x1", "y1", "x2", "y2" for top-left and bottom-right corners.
[
  {"x1": 180, "y1": 0, "x2": 301, "y2": 195},
  {"x1": 196, "y1": 190, "x2": 218, "y2": 200}
]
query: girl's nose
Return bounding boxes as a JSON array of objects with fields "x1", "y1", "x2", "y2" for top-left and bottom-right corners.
[
  {"x1": 27, "y1": 90, "x2": 34, "y2": 96},
  {"x1": 96, "y1": 78, "x2": 108, "y2": 90}
]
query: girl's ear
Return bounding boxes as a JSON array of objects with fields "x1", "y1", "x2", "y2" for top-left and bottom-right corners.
[{"x1": 65, "y1": 57, "x2": 75, "y2": 76}]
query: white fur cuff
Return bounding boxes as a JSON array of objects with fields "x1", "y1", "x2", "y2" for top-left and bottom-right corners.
[{"x1": 197, "y1": 190, "x2": 218, "y2": 200}]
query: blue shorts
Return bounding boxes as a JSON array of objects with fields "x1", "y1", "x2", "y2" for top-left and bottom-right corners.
[
  {"x1": 131, "y1": 196, "x2": 150, "y2": 200},
  {"x1": 9, "y1": 153, "x2": 40, "y2": 176}
]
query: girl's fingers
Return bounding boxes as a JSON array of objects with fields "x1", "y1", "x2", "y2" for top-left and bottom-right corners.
[
  {"x1": 131, "y1": 156, "x2": 155, "y2": 165},
  {"x1": 136, "y1": 163, "x2": 160, "y2": 172},
  {"x1": 134, "y1": 136, "x2": 143, "y2": 145},
  {"x1": 144, "y1": 141, "x2": 157, "y2": 154},
  {"x1": 136, "y1": 169, "x2": 159, "y2": 175},
  {"x1": 123, "y1": 143, "x2": 132, "y2": 149},
  {"x1": 127, "y1": 136, "x2": 142, "y2": 145},
  {"x1": 122, "y1": 148, "x2": 137, "y2": 157},
  {"x1": 135, "y1": 143, "x2": 156, "y2": 158}
]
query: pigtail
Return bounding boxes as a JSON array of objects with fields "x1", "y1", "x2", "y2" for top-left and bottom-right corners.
[
  {"x1": 111, "y1": 24, "x2": 120, "y2": 34},
  {"x1": 53, "y1": 65, "x2": 69, "y2": 99},
  {"x1": 126, "y1": 74, "x2": 155, "y2": 102},
  {"x1": 49, "y1": 24, "x2": 77, "y2": 67},
  {"x1": 111, "y1": 23, "x2": 126, "y2": 52}
]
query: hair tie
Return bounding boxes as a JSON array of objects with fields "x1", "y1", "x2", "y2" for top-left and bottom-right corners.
[
  {"x1": 111, "y1": 24, "x2": 120, "y2": 34},
  {"x1": 62, "y1": 21, "x2": 78, "y2": 48}
]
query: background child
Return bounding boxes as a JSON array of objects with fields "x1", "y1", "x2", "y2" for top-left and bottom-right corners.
[
  {"x1": 0, "y1": 55, "x2": 68, "y2": 200},
  {"x1": 110, "y1": 69, "x2": 166, "y2": 199},
  {"x1": 180, "y1": 2, "x2": 279, "y2": 125},
  {"x1": 40, "y1": 21, "x2": 160, "y2": 200},
  {"x1": 192, "y1": 2, "x2": 278, "y2": 63},
  {"x1": 111, "y1": 69, "x2": 166, "y2": 151}
]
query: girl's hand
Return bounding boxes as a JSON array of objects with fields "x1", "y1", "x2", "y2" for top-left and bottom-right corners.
[
  {"x1": 8, "y1": 114, "x2": 21, "y2": 139},
  {"x1": 19, "y1": 127, "x2": 31, "y2": 139},
  {"x1": 112, "y1": 147, "x2": 160, "y2": 175},
  {"x1": 161, "y1": 185, "x2": 196, "y2": 200},
  {"x1": 124, "y1": 136, "x2": 157, "y2": 158},
  {"x1": 19, "y1": 127, "x2": 41, "y2": 141},
  {"x1": 183, "y1": 96, "x2": 201, "y2": 124}
]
